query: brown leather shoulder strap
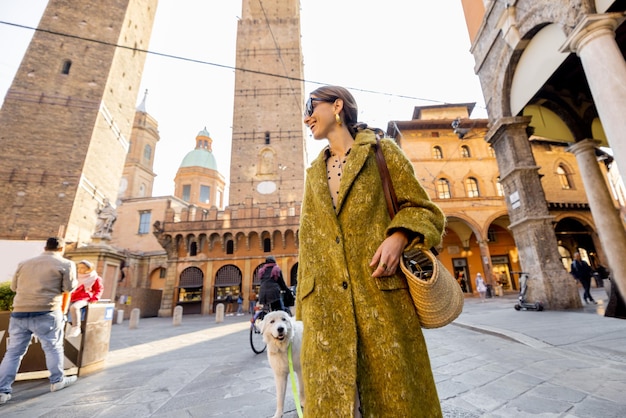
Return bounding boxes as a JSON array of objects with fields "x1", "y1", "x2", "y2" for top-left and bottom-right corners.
[{"x1": 373, "y1": 138, "x2": 399, "y2": 219}]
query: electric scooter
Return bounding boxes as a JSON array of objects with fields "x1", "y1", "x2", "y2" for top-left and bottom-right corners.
[{"x1": 512, "y1": 272, "x2": 544, "y2": 311}]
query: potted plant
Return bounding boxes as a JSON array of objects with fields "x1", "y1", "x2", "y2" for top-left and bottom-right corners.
[{"x1": 0, "y1": 281, "x2": 16, "y2": 311}]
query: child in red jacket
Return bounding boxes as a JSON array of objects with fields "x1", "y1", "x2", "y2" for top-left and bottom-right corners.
[{"x1": 67, "y1": 260, "x2": 103, "y2": 338}]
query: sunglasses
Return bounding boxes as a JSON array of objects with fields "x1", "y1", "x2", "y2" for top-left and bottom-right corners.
[{"x1": 304, "y1": 97, "x2": 336, "y2": 117}]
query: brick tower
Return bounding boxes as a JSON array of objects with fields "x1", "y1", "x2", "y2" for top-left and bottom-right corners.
[
  {"x1": 0, "y1": 0, "x2": 158, "y2": 244},
  {"x1": 229, "y1": 0, "x2": 307, "y2": 206}
]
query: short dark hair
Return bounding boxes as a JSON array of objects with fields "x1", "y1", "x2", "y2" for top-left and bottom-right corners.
[{"x1": 45, "y1": 237, "x2": 65, "y2": 251}]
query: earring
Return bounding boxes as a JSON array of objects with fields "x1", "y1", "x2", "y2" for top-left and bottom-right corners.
[{"x1": 335, "y1": 113, "x2": 342, "y2": 126}]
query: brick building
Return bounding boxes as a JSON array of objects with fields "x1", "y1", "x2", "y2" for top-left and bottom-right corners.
[
  {"x1": 389, "y1": 102, "x2": 617, "y2": 296},
  {"x1": 0, "y1": 0, "x2": 157, "y2": 289}
]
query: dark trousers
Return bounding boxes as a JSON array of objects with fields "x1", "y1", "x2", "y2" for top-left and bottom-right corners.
[{"x1": 580, "y1": 277, "x2": 594, "y2": 302}]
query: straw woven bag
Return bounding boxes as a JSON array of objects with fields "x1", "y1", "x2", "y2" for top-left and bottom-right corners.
[{"x1": 374, "y1": 139, "x2": 464, "y2": 328}]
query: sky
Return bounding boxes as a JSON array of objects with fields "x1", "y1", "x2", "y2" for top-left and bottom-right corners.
[{"x1": 0, "y1": 0, "x2": 487, "y2": 199}]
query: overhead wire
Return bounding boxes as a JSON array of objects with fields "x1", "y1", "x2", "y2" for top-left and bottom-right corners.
[{"x1": 0, "y1": 20, "x2": 485, "y2": 111}]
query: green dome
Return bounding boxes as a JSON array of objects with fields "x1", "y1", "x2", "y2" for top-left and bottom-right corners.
[{"x1": 180, "y1": 148, "x2": 218, "y2": 170}]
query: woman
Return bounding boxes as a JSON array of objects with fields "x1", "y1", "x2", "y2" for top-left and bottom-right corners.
[
  {"x1": 297, "y1": 86, "x2": 445, "y2": 417},
  {"x1": 67, "y1": 260, "x2": 103, "y2": 337},
  {"x1": 476, "y1": 272, "x2": 487, "y2": 302},
  {"x1": 258, "y1": 256, "x2": 291, "y2": 313}
]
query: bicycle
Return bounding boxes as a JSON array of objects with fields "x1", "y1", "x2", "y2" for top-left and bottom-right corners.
[{"x1": 249, "y1": 305, "x2": 269, "y2": 354}]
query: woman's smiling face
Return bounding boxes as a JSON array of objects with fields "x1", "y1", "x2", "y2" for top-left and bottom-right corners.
[{"x1": 303, "y1": 96, "x2": 338, "y2": 140}]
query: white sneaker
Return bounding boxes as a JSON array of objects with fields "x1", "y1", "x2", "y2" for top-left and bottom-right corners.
[
  {"x1": 67, "y1": 326, "x2": 81, "y2": 338},
  {"x1": 0, "y1": 393, "x2": 11, "y2": 404},
  {"x1": 50, "y1": 376, "x2": 77, "y2": 392}
]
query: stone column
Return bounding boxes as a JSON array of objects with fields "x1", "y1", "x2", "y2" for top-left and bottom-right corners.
[
  {"x1": 568, "y1": 139, "x2": 626, "y2": 302},
  {"x1": 561, "y1": 13, "x2": 626, "y2": 186},
  {"x1": 486, "y1": 117, "x2": 581, "y2": 309},
  {"x1": 477, "y1": 239, "x2": 493, "y2": 284}
]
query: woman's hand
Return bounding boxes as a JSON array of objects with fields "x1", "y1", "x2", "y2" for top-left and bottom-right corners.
[{"x1": 370, "y1": 230, "x2": 409, "y2": 277}]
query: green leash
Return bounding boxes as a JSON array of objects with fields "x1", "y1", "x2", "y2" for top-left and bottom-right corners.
[{"x1": 288, "y1": 343, "x2": 303, "y2": 418}]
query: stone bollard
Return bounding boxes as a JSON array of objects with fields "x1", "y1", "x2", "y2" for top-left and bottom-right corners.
[
  {"x1": 173, "y1": 305, "x2": 183, "y2": 326},
  {"x1": 215, "y1": 303, "x2": 225, "y2": 323},
  {"x1": 116, "y1": 309, "x2": 124, "y2": 325},
  {"x1": 129, "y1": 308, "x2": 140, "y2": 329}
]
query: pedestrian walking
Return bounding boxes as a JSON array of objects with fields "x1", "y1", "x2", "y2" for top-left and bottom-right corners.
[
  {"x1": 476, "y1": 273, "x2": 487, "y2": 302},
  {"x1": 236, "y1": 293, "x2": 244, "y2": 316},
  {"x1": 570, "y1": 252, "x2": 596, "y2": 304},
  {"x1": 248, "y1": 291, "x2": 257, "y2": 314},
  {"x1": 0, "y1": 237, "x2": 79, "y2": 405}
]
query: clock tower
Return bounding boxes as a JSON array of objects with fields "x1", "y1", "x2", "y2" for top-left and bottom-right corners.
[{"x1": 228, "y1": 0, "x2": 306, "y2": 206}]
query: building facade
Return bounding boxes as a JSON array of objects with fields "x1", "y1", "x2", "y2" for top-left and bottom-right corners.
[
  {"x1": 389, "y1": 103, "x2": 610, "y2": 296},
  {"x1": 0, "y1": 0, "x2": 158, "y2": 291},
  {"x1": 460, "y1": 0, "x2": 626, "y2": 309},
  {"x1": 0, "y1": 0, "x2": 157, "y2": 244},
  {"x1": 152, "y1": 0, "x2": 306, "y2": 316}
]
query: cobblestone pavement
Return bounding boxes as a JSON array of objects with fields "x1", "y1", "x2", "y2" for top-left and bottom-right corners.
[{"x1": 2, "y1": 287, "x2": 625, "y2": 417}]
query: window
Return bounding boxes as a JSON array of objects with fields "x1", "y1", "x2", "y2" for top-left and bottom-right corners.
[
  {"x1": 226, "y1": 240, "x2": 234, "y2": 254},
  {"x1": 200, "y1": 185, "x2": 210, "y2": 204},
  {"x1": 466, "y1": 177, "x2": 480, "y2": 197},
  {"x1": 159, "y1": 268, "x2": 167, "y2": 278},
  {"x1": 217, "y1": 190, "x2": 222, "y2": 208},
  {"x1": 138, "y1": 211, "x2": 151, "y2": 234},
  {"x1": 265, "y1": 131, "x2": 270, "y2": 144},
  {"x1": 488, "y1": 228, "x2": 497, "y2": 242},
  {"x1": 61, "y1": 60, "x2": 72, "y2": 75},
  {"x1": 432, "y1": 146, "x2": 443, "y2": 159},
  {"x1": 436, "y1": 178, "x2": 451, "y2": 199},
  {"x1": 143, "y1": 144, "x2": 152, "y2": 161},
  {"x1": 557, "y1": 165, "x2": 572, "y2": 189},
  {"x1": 263, "y1": 238, "x2": 271, "y2": 252},
  {"x1": 496, "y1": 177, "x2": 504, "y2": 197},
  {"x1": 182, "y1": 184, "x2": 191, "y2": 202},
  {"x1": 461, "y1": 145, "x2": 471, "y2": 158}
]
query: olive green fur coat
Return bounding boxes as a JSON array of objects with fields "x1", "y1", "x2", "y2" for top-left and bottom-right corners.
[{"x1": 296, "y1": 130, "x2": 445, "y2": 417}]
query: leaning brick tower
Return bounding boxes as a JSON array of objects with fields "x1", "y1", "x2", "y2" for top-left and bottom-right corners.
[
  {"x1": 0, "y1": 0, "x2": 158, "y2": 244},
  {"x1": 229, "y1": 0, "x2": 307, "y2": 206}
]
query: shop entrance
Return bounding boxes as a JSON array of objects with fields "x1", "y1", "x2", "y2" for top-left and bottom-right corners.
[
  {"x1": 213, "y1": 265, "x2": 242, "y2": 313},
  {"x1": 452, "y1": 258, "x2": 471, "y2": 293},
  {"x1": 491, "y1": 255, "x2": 516, "y2": 291},
  {"x1": 177, "y1": 267, "x2": 204, "y2": 314}
]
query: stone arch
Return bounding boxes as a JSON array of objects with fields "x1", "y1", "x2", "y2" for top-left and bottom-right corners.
[
  {"x1": 208, "y1": 233, "x2": 220, "y2": 251},
  {"x1": 284, "y1": 229, "x2": 297, "y2": 250},
  {"x1": 260, "y1": 230, "x2": 272, "y2": 252},
  {"x1": 235, "y1": 231, "x2": 247, "y2": 251},
  {"x1": 272, "y1": 230, "x2": 284, "y2": 249},
  {"x1": 223, "y1": 233, "x2": 235, "y2": 253}
]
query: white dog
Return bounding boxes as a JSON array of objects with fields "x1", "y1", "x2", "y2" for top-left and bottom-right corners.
[{"x1": 261, "y1": 310, "x2": 305, "y2": 418}]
